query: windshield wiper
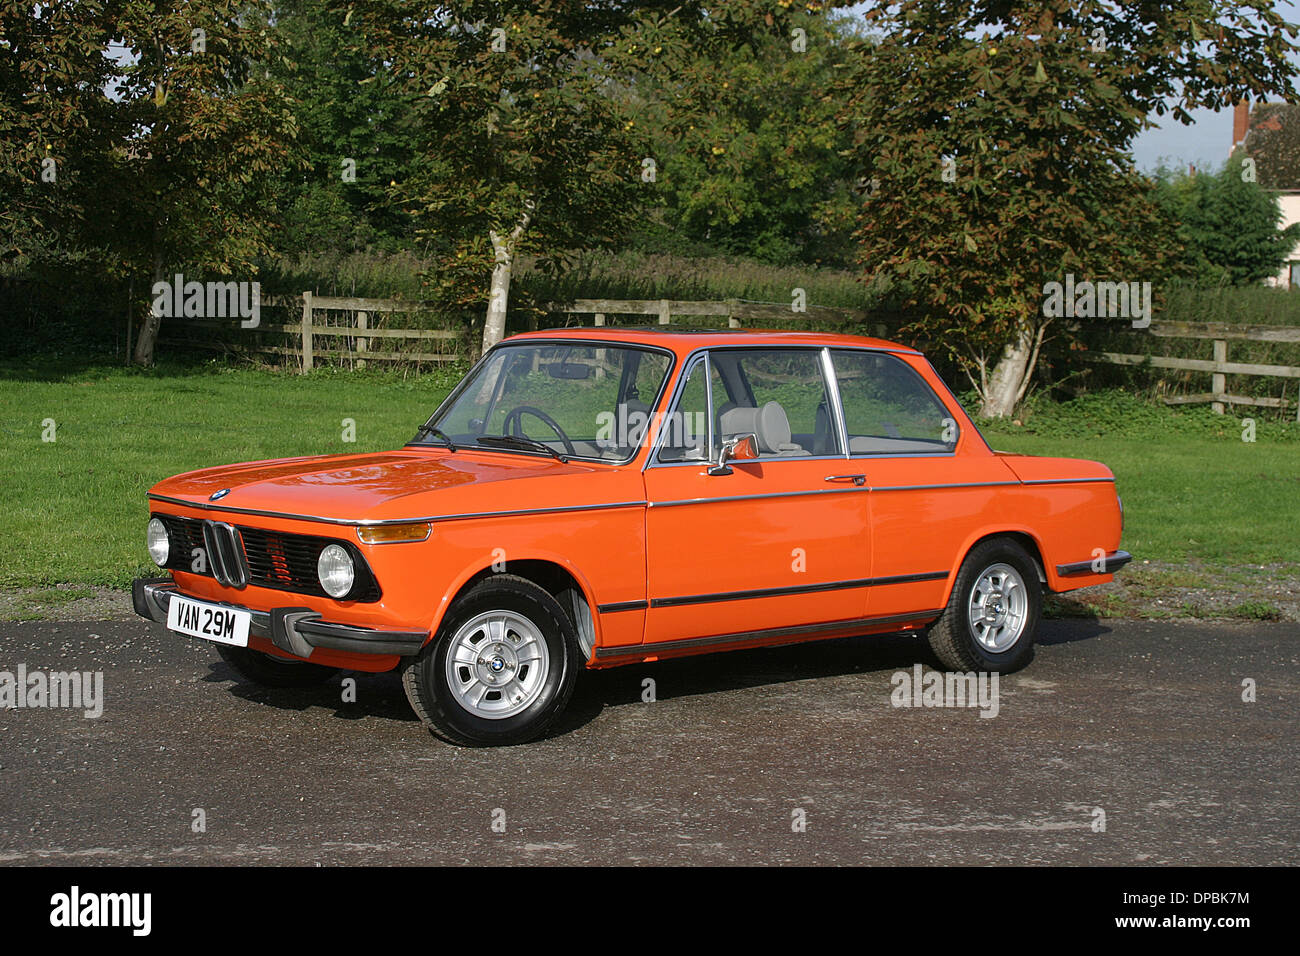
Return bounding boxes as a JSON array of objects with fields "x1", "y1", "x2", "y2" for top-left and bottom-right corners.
[
  {"x1": 475, "y1": 434, "x2": 568, "y2": 463},
  {"x1": 414, "y1": 424, "x2": 457, "y2": 451}
]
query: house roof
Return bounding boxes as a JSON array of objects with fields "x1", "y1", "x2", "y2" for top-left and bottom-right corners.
[{"x1": 1238, "y1": 102, "x2": 1300, "y2": 192}]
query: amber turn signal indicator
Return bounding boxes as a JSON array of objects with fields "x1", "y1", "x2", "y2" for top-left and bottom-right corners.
[{"x1": 356, "y1": 522, "x2": 431, "y2": 545}]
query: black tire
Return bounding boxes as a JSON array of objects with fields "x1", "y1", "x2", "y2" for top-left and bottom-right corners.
[
  {"x1": 402, "y1": 575, "x2": 579, "y2": 747},
  {"x1": 927, "y1": 538, "x2": 1041, "y2": 673},
  {"x1": 216, "y1": 643, "x2": 337, "y2": 687}
]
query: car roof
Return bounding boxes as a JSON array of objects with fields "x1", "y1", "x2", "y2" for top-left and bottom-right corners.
[{"x1": 501, "y1": 326, "x2": 920, "y2": 357}]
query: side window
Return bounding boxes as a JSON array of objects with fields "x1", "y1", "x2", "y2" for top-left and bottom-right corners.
[
  {"x1": 655, "y1": 357, "x2": 711, "y2": 462},
  {"x1": 711, "y1": 349, "x2": 841, "y2": 458},
  {"x1": 831, "y1": 350, "x2": 958, "y2": 455}
]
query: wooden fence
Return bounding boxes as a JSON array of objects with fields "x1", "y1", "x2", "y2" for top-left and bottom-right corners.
[
  {"x1": 160, "y1": 292, "x2": 463, "y2": 371},
  {"x1": 543, "y1": 297, "x2": 868, "y2": 328},
  {"x1": 159, "y1": 294, "x2": 1299, "y2": 415},
  {"x1": 1084, "y1": 321, "x2": 1300, "y2": 419}
]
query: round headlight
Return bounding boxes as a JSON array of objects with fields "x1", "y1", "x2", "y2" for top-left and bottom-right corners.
[
  {"x1": 317, "y1": 544, "x2": 355, "y2": 599},
  {"x1": 147, "y1": 518, "x2": 170, "y2": 567}
]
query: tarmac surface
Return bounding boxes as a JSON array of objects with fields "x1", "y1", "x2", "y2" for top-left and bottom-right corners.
[{"x1": 1, "y1": 617, "x2": 1296, "y2": 865}]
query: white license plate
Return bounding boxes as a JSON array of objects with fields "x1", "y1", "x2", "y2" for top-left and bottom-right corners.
[{"x1": 167, "y1": 595, "x2": 251, "y2": 647}]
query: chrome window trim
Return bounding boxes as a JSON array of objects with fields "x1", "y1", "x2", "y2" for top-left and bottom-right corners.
[
  {"x1": 703, "y1": 351, "x2": 715, "y2": 461},
  {"x1": 648, "y1": 454, "x2": 862, "y2": 469},
  {"x1": 646, "y1": 343, "x2": 845, "y2": 470},
  {"x1": 650, "y1": 351, "x2": 714, "y2": 467},
  {"x1": 820, "y1": 347, "x2": 851, "y2": 459}
]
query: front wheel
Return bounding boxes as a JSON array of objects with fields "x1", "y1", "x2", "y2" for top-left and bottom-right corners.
[
  {"x1": 402, "y1": 575, "x2": 579, "y2": 746},
  {"x1": 927, "y1": 538, "x2": 1041, "y2": 673}
]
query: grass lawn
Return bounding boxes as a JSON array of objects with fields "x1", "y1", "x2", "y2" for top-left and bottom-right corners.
[
  {"x1": 978, "y1": 391, "x2": 1300, "y2": 568},
  {"x1": 0, "y1": 360, "x2": 465, "y2": 588},
  {"x1": 1, "y1": 361, "x2": 1297, "y2": 589}
]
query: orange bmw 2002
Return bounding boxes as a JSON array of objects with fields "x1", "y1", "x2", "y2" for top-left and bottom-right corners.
[{"x1": 134, "y1": 328, "x2": 1129, "y2": 745}]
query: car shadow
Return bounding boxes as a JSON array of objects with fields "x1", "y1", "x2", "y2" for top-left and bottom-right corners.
[
  {"x1": 1035, "y1": 614, "x2": 1112, "y2": 646},
  {"x1": 204, "y1": 659, "x2": 417, "y2": 722},
  {"x1": 551, "y1": 618, "x2": 1116, "y2": 738},
  {"x1": 201, "y1": 617, "x2": 1115, "y2": 741}
]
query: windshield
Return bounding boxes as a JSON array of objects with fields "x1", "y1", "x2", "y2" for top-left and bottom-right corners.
[{"x1": 421, "y1": 343, "x2": 673, "y2": 462}]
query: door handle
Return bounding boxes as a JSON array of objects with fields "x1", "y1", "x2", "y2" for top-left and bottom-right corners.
[{"x1": 824, "y1": 474, "x2": 866, "y2": 486}]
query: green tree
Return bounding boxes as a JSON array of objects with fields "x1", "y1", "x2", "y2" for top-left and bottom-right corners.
[
  {"x1": 352, "y1": 2, "x2": 656, "y2": 352},
  {"x1": 0, "y1": 1, "x2": 117, "y2": 264},
  {"x1": 1158, "y1": 156, "x2": 1300, "y2": 285},
  {"x1": 266, "y1": 0, "x2": 421, "y2": 256},
  {"x1": 627, "y1": 6, "x2": 860, "y2": 265},
  {"x1": 94, "y1": 0, "x2": 301, "y2": 366},
  {"x1": 840, "y1": 0, "x2": 1300, "y2": 417},
  {"x1": 353, "y1": 1, "x2": 820, "y2": 352}
]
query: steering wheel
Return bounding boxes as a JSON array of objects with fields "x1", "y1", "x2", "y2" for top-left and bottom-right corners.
[{"x1": 501, "y1": 405, "x2": 577, "y2": 457}]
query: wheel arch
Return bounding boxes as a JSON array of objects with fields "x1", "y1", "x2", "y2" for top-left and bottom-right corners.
[
  {"x1": 939, "y1": 528, "x2": 1048, "y2": 607},
  {"x1": 430, "y1": 556, "x2": 600, "y2": 661}
]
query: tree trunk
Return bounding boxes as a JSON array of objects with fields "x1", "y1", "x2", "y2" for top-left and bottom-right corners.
[
  {"x1": 979, "y1": 321, "x2": 1045, "y2": 418},
  {"x1": 480, "y1": 205, "x2": 533, "y2": 355},
  {"x1": 481, "y1": 230, "x2": 513, "y2": 354},
  {"x1": 132, "y1": 247, "x2": 166, "y2": 367}
]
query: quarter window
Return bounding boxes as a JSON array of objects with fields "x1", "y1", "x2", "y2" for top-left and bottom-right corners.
[{"x1": 831, "y1": 350, "x2": 958, "y2": 454}]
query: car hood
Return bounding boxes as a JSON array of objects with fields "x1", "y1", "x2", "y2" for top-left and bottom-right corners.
[{"x1": 148, "y1": 449, "x2": 639, "y2": 523}]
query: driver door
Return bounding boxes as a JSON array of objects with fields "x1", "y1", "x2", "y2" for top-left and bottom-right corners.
[{"x1": 641, "y1": 348, "x2": 872, "y2": 646}]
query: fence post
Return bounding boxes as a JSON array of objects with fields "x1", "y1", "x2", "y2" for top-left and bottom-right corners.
[
  {"x1": 726, "y1": 297, "x2": 740, "y2": 329},
  {"x1": 301, "y1": 291, "x2": 314, "y2": 373},
  {"x1": 356, "y1": 310, "x2": 368, "y2": 370},
  {"x1": 593, "y1": 313, "x2": 606, "y2": 380},
  {"x1": 1211, "y1": 339, "x2": 1226, "y2": 414},
  {"x1": 658, "y1": 299, "x2": 670, "y2": 325}
]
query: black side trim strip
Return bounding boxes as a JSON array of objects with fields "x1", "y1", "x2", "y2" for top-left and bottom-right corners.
[
  {"x1": 596, "y1": 600, "x2": 649, "y2": 614},
  {"x1": 1056, "y1": 550, "x2": 1133, "y2": 577},
  {"x1": 594, "y1": 609, "x2": 946, "y2": 659},
  {"x1": 649, "y1": 571, "x2": 948, "y2": 609}
]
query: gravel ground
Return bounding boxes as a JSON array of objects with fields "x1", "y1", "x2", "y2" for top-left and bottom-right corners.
[{"x1": 0, "y1": 616, "x2": 1295, "y2": 865}]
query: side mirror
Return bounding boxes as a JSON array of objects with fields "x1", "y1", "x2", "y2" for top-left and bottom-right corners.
[{"x1": 708, "y1": 433, "x2": 758, "y2": 476}]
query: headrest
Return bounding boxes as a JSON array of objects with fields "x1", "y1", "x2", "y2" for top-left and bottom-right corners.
[{"x1": 719, "y1": 401, "x2": 792, "y2": 453}]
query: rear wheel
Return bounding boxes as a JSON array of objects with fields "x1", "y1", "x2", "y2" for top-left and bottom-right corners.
[
  {"x1": 402, "y1": 575, "x2": 578, "y2": 746},
  {"x1": 216, "y1": 644, "x2": 337, "y2": 687},
  {"x1": 927, "y1": 538, "x2": 1041, "y2": 673}
]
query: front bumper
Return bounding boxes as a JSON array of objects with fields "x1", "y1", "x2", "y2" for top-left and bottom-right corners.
[{"x1": 132, "y1": 577, "x2": 427, "y2": 658}]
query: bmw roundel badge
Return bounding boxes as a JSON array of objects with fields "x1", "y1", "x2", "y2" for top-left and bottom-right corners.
[{"x1": 210, "y1": 488, "x2": 231, "y2": 501}]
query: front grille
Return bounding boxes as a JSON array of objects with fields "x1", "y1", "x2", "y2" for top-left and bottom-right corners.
[
  {"x1": 238, "y1": 526, "x2": 380, "y2": 601},
  {"x1": 154, "y1": 514, "x2": 211, "y2": 577},
  {"x1": 151, "y1": 513, "x2": 379, "y2": 602}
]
